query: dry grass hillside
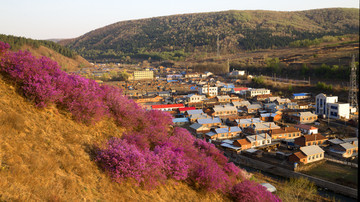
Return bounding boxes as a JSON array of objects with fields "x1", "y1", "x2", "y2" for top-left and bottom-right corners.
[
  {"x1": 0, "y1": 74, "x2": 228, "y2": 201},
  {"x1": 20, "y1": 45, "x2": 90, "y2": 72}
]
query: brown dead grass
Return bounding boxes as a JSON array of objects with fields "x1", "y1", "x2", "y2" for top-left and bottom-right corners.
[
  {"x1": 0, "y1": 74, "x2": 229, "y2": 201},
  {"x1": 20, "y1": 45, "x2": 90, "y2": 72}
]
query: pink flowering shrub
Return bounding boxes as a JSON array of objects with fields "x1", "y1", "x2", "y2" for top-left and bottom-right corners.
[
  {"x1": 1, "y1": 41, "x2": 281, "y2": 201},
  {"x1": 231, "y1": 180, "x2": 281, "y2": 202}
]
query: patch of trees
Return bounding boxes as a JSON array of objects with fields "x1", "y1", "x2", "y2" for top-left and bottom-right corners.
[{"x1": 0, "y1": 34, "x2": 77, "y2": 59}]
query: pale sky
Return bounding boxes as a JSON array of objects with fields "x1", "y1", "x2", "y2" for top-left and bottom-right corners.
[{"x1": 0, "y1": 0, "x2": 358, "y2": 40}]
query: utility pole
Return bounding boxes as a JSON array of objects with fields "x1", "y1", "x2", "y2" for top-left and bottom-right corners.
[
  {"x1": 216, "y1": 33, "x2": 220, "y2": 57},
  {"x1": 349, "y1": 55, "x2": 358, "y2": 113}
]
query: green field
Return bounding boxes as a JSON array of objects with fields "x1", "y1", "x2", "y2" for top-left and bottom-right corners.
[{"x1": 302, "y1": 161, "x2": 358, "y2": 188}]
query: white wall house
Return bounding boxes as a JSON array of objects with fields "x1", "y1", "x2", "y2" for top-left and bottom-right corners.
[
  {"x1": 315, "y1": 93, "x2": 350, "y2": 119},
  {"x1": 199, "y1": 85, "x2": 218, "y2": 96},
  {"x1": 327, "y1": 102, "x2": 350, "y2": 119},
  {"x1": 246, "y1": 88, "x2": 271, "y2": 98}
]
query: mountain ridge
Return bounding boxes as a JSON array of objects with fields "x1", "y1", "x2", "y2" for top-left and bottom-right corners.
[{"x1": 60, "y1": 8, "x2": 359, "y2": 62}]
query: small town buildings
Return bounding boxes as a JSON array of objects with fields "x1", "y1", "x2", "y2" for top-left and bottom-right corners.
[
  {"x1": 246, "y1": 133, "x2": 272, "y2": 148},
  {"x1": 329, "y1": 142, "x2": 358, "y2": 158},
  {"x1": 315, "y1": 93, "x2": 338, "y2": 117},
  {"x1": 294, "y1": 134, "x2": 328, "y2": 147},
  {"x1": 265, "y1": 96, "x2": 281, "y2": 103},
  {"x1": 292, "y1": 93, "x2": 311, "y2": 100},
  {"x1": 275, "y1": 98, "x2": 291, "y2": 105},
  {"x1": 326, "y1": 102, "x2": 350, "y2": 119},
  {"x1": 133, "y1": 69, "x2": 154, "y2": 80},
  {"x1": 232, "y1": 87, "x2": 248, "y2": 94},
  {"x1": 216, "y1": 95, "x2": 232, "y2": 103},
  {"x1": 189, "y1": 123, "x2": 211, "y2": 135},
  {"x1": 233, "y1": 139, "x2": 252, "y2": 150},
  {"x1": 229, "y1": 70, "x2": 245, "y2": 76},
  {"x1": 294, "y1": 124, "x2": 319, "y2": 135},
  {"x1": 246, "y1": 122, "x2": 281, "y2": 135},
  {"x1": 236, "y1": 118, "x2": 262, "y2": 128},
  {"x1": 246, "y1": 88, "x2": 271, "y2": 98},
  {"x1": 199, "y1": 85, "x2": 218, "y2": 96},
  {"x1": 286, "y1": 102, "x2": 299, "y2": 110},
  {"x1": 289, "y1": 111, "x2": 318, "y2": 124},
  {"x1": 212, "y1": 105, "x2": 238, "y2": 116},
  {"x1": 134, "y1": 95, "x2": 163, "y2": 103},
  {"x1": 151, "y1": 103, "x2": 184, "y2": 111},
  {"x1": 197, "y1": 117, "x2": 222, "y2": 128},
  {"x1": 205, "y1": 126, "x2": 242, "y2": 140},
  {"x1": 260, "y1": 112, "x2": 282, "y2": 122},
  {"x1": 186, "y1": 94, "x2": 206, "y2": 103},
  {"x1": 246, "y1": 104, "x2": 262, "y2": 114},
  {"x1": 172, "y1": 117, "x2": 189, "y2": 126},
  {"x1": 232, "y1": 100, "x2": 251, "y2": 109},
  {"x1": 270, "y1": 126, "x2": 301, "y2": 140},
  {"x1": 289, "y1": 145, "x2": 325, "y2": 164}
]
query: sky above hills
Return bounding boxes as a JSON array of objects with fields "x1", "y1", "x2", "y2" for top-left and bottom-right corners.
[{"x1": 0, "y1": 0, "x2": 359, "y2": 40}]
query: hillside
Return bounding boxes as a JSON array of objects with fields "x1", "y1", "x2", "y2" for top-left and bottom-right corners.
[
  {"x1": 0, "y1": 42, "x2": 282, "y2": 201},
  {"x1": 0, "y1": 34, "x2": 90, "y2": 72},
  {"x1": 60, "y1": 8, "x2": 359, "y2": 62},
  {"x1": 0, "y1": 74, "x2": 226, "y2": 201}
]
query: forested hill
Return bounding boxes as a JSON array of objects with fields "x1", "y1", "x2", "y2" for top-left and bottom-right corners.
[{"x1": 60, "y1": 8, "x2": 359, "y2": 62}]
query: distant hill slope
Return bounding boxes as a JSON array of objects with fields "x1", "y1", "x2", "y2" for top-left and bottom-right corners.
[
  {"x1": 0, "y1": 34, "x2": 90, "y2": 71},
  {"x1": 60, "y1": 8, "x2": 359, "y2": 62}
]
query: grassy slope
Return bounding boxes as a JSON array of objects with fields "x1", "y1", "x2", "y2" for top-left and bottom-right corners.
[
  {"x1": 20, "y1": 45, "x2": 90, "y2": 72},
  {"x1": 0, "y1": 74, "x2": 227, "y2": 201}
]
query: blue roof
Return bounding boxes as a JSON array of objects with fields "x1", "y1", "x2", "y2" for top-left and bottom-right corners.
[
  {"x1": 172, "y1": 118, "x2": 189, "y2": 123},
  {"x1": 293, "y1": 93, "x2": 310, "y2": 96}
]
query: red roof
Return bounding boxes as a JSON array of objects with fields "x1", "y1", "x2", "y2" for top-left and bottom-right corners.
[
  {"x1": 234, "y1": 87, "x2": 248, "y2": 91},
  {"x1": 294, "y1": 124, "x2": 318, "y2": 130},
  {"x1": 151, "y1": 104, "x2": 184, "y2": 109},
  {"x1": 179, "y1": 107, "x2": 196, "y2": 112}
]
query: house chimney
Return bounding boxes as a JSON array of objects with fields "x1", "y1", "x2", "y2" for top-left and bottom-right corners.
[
  {"x1": 269, "y1": 123, "x2": 271, "y2": 129},
  {"x1": 228, "y1": 127, "x2": 231, "y2": 132},
  {"x1": 251, "y1": 118, "x2": 253, "y2": 124},
  {"x1": 265, "y1": 133, "x2": 268, "y2": 139},
  {"x1": 255, "y1": 135, "x2": 258, "y2": 141}
]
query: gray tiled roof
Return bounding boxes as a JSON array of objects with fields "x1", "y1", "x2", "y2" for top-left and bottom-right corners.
[
  {"x1": 300, "y1": 145, "x2": 324, "y2": 156},
  {"x1": 214, "y1": 127, "x2": 242, "y2": 134},
  {"x1": 197, "y1": 117, "x2": 221, "y2": 125}
]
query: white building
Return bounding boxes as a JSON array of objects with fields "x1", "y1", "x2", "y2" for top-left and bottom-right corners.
[
  {"x1": 186, "y1": 94, "x2": 206, "y2": 103},
  {"x1": 327, "y1": 102, "x2": 350, "y2": 119},
  {"x1": 246, "y1": 88, "x2": 271, "y2": 98},
  {"x1": 199, "y1": 85, "x2": 218, "y2": 96},
  {"x1": 315, "y1": 93, "x2": 350, "y2": 119},
  {"x1": 229, "y1": 70, "x2": 245, "y2": 76}
]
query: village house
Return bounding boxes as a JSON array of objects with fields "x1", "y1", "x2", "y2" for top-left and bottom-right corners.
[
  {"x1": 189, "y1": 113, "x2": 211, "y2": 123},
  {"x1": 246, "y1": 104, "x2": 262, "y2": 114},
  {"x1": 292, "y1": 93, "x2": 311, "y2": 100},
  {"x1": 328, "y1": 141, "x2": 358, "y2": 158},
  {"x1": 289, "y1": 145, "x2": 325, "y2": 165},
  {"x1": 197, "y1": 117, "x2": 222, "y2": 128},
  {"x1": 172, "y1": 117, "x2": 189, "y2": 126},
  {"x1": 216, "y1": 95, "x2": 232, "y2": 103},
  {"x1": 232, "y1": 100, "x2": 251, "y2": 109},
  {"x1": 205, "y1": 126, "x2": 242, "y2": 140},
  {"x1": 245, "y1": 122, "x2": 281, "y2": 135},
  {"x1": 254, "y1": 94, "x2": 273, "y2": 101},
  {"x1": 199, "y1": 85, "x2": 218, "y2": 96},
  {"x1": 269, "y1": 126, "x2": 301, "y2": 140},
  {"x1": 232, "y1": 87, "x2": 248, "y2": 94},
  {"x1": 189, "y1": 123, "x2": 211, "y2": 135},
  {"x1": 246, "y1": 133, "x2": 272, "y2": 148},
  {"x1": 236, "y1": 118, "x2": 262, "y2": 128},
  {"x1": 233, "y1": 139, "x2": 252, "y2": 150},
  {"x1": 246, "y1": 88, "x2": 271, "y2": 98},
  {"x1": 151, "y1": 103, "x2": 184, "y2": 111},
  {"x1": 186, "y1": 94, "x2": 206, "y2": 103},
  {"x1": 212, "y1": 105, "x2": 238, "y2": 116},
  {"x1": 294, "y1": 124, "x2": 319, "y2": 135},
  {"x1": 294, "y1": 133, "x2": 328, "y2": 147},
  {"x1": 286, "y1": 102, "x2": 299, "y2": 110},
  {"x1": 275, "y1": 98, "x2": 291, "y2": 105},
  {"x1": 289, "y1": 111, "x2": 318, "y2": 124},
  {"x1": 265, "y1": 96, "x2": 281, "y2": 103},
  {"x1": 260, "y1": 112, "x2": 282, "y2": 122}
]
